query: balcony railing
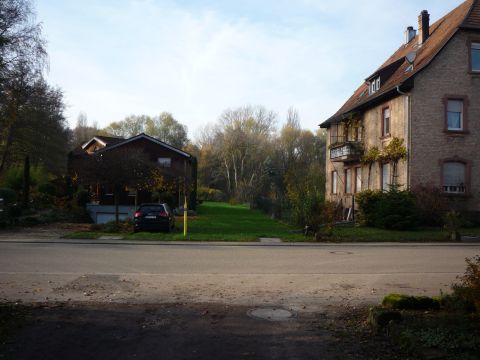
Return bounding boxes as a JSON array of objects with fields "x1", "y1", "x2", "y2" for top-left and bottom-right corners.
[{"x1": 330, "y1": 141, "x2": 364, "y2": 163}]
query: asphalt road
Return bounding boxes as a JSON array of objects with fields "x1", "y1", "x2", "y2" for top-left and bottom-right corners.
[{"x1": 1, "y1": 240, "x2": 479, "y2": 311}]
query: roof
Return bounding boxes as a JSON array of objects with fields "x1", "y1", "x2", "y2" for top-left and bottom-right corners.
[
  {"x1": 94, "y1": 133, "x2": 192, "y2": 159},
  {"x1": 81, "y1": 135, "x2": 125, "y2": 149},
  {"x1": 320, "y1": 0, "x2": 479, "y2": 128}
]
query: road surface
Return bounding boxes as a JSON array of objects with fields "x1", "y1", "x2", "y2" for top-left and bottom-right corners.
[{"x1": 1, "y1": 240, "x2": 478, "y2": 311}]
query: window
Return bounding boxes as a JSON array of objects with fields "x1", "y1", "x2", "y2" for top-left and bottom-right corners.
[
  {"x1": 369, "y1": 77, "x2": 381, "y2": 95},
  {"x1": 381, "y1": 163, "x2": 390, "y2": 191},
  {"x1": 157, "y1": 157, "x2": 171, "y2": 168},
  {"x1": 332, "y1": 171, "x2": 338, "y2": 194},
  {"x1": 355, "y1": 167, "x2": 362, "y2": 193},
  {"x1": 382, "y1": 108, "x2": 391, "y2": 136},
  {"x1": 345, "y1": 168, "x2": 352, "y2": 194},
  {"x1": 443, "y1": 162, "x2": 466, "y2": 194},
  {"x1": 447, "y1": 99, "x2": 463, "y2": 130},
  {"x1": 472, "y1": 42, "x2": 480, "y2": 72}
]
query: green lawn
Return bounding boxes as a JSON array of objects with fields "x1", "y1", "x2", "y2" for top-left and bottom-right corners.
[
  {"x1": 64, "y1": 201, "x2": 480, "y2": 242},
  {"x1": 65, "y1": 202, "x2": 306, "y2": 241},
  {"x1": 331, "y1": 225, "x2": 451, "y2": 242}
]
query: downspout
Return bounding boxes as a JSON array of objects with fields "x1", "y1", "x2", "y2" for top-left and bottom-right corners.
[{"x1": 396, "y1": 85, "x2": 411, "y2": 189}]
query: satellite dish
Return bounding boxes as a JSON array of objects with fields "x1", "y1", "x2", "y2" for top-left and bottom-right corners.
[{"x1": 406, "y1": 51, "x2": 417, "y2": 64}]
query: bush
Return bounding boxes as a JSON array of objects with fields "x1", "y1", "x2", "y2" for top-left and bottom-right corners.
[
  {"x1": 368, "y1": 306, "x2": 402, "y2": 329},
  {"x1": 197, "y1": 187, "x2": 227, "y2": 202},
  {"x1": 451, "y1": 256, "x2": 480, "y2": 314},
  {"x1": 75, "y1": 189, "x2": 89, "y2": 208},
  {"x1": 0, "y1": 188, "x2": 17, "y2": 205},
  {"x1": 355, "y1": 190, "x2": 383, "y2": 226},
  {"x1": 411, "y1": 184, "x2": 448, "y2": 226},
  {"x1": 0, "y1": 164, "x2": 48, "y2": 192},
  {"x1": 356, "y1": 189, "x2": 418, "y2": 230},
  {"x1": 382, "y1": 293, "x2": 440, "y2": 310},
  {"x1": 152, "y1": 191, "x2": 176, "y2": 210},
  {"x1": 37, "y1": 183, "x2": 57, "y2": 197},
  {"x1": 444, "y1": 210, "x2": 463, "y2": 241}
]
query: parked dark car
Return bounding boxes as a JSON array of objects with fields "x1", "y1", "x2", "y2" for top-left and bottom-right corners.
[{"x1": 133, "y1": 203, "x2": 175, "y2": 233}]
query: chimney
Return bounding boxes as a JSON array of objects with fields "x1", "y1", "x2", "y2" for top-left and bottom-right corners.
[
  {"x1": 418, "y1": 10, "x2": 430, "y2": 45},
  {"x1": 405, "y1": 26, "x2": 416, "y2": 45}
]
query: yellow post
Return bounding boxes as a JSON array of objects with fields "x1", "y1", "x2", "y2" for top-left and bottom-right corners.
[{"x1": 183, "y1": 196, "x2": 188, "y2": 237}]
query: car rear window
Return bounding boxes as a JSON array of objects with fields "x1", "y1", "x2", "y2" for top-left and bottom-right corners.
[{"x1": 139, "y1": 205, "x2": 166, "y2": 214}]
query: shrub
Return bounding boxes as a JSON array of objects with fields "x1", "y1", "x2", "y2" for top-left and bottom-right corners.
[
  {"x1": 75, "y1": 189, "x2": 89, "y2": 208},
  {"x1": 368, "y1": 306, "x2": 402, "y2": 329},
  {"x1": 0, "y1": 164, "x2": 48, "y2": 192},
  {"x1": 451, "y1": 255, "x2": 480, "y2": 314},
  {"x1": 156, "y1": 191, "x2": 176, "y2": 210},
  {"x1": 444, "y1": 210, "x2": 463, "y2": 241},
  {"x1": 374, "y1": 189, "x2": 418, "y2": 230},
  {"x1": 356, "y1": 189, "x2": 417, "y2": 230},
  {"x1": 411, "y1": 184, "x2": 449, "y2": 226},
  {"x1": 0, "y1": 188, "x2": 17, "y2": 205},
  {"x1": 382, "y1": 293, "x2": 440, "y2": 310},
  {"x1": 37, "y1": 183, "x2": 57, "y2": 197},
  {"x1": 320, "y1": 201, "x2": 337, "y2": 237},
  {"x1": 355, "y1": 190, "x2": 383, "y2": 226},
  {"x1": 197, "y1": 187, "x2": 227, "y2": 202}
]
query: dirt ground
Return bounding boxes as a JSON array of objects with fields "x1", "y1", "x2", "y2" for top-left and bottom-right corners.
[
  {"x1": 0, "y1": 302, "x2": 407, "y2": 360},
  {"x1": 0, "y1": 223, "x2": 89, "y2": 240}
]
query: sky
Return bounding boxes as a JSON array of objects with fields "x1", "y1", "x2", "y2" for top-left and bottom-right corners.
[{"x1": 36, "y1": 0, "x2": 464, "y2": 139}]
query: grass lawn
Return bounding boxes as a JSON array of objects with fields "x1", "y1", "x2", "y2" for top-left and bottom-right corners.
[
  {"x1": 331, "y1": 225, "x2": 452, "y2": 242},
  {"x1": 64, "y1": 201, "x2": 480, "y2": 242},
  {"x1": 65, "y1": 202, "x2": 306, "y2": 242}
]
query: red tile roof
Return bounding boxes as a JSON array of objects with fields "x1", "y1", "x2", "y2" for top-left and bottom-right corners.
[{"x1": 321, "y1": 0, "x2": 479, "y2": 127}]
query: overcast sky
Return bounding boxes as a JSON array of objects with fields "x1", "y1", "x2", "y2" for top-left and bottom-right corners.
[{"x1": 36, "y1": 0, "x2": 463, "y2": 139}]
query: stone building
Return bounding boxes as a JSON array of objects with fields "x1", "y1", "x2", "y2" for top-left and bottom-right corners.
[{"x1": 320, "y1": 0, "x2": 480, "y2": 219}]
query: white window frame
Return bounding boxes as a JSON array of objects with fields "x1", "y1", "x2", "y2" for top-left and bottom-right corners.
[
  {"x1": 332, "y1": 171, "x2": 338, "y2": 194},
  {"x1": 345, "y1": 168, "x2": 352, "y2": 194},
  {"x1": 383, "y1": 108, "x2": 391, "y2": 136},
  {"x1": 446, "y1": 99, "x2": 463, "y2": 131},
  {"x1": 381, "y1": 163, "x2": 390, "y2": 191},
  {"x1": 472, "y1": 42, "x2": 480, "y2": 72},
  {"x1": 355, "y1": 167, "x2": 362, "y2": 193},
  {"x1": 443, "y1": 162, "x2": 466, "y2": 194}
]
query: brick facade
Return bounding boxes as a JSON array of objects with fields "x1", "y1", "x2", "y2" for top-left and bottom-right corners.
[{"x1": 323, "y1": 1, "x2": 480, "y2": 214}]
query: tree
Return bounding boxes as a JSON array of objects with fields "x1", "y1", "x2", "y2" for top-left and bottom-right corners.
[
  {"x1": 0, "y1": 0, "x2": 46, "y2": 82},
  {"x1": 0, "y1": 1, "x2": 68, "y2": 176},
  {"x1": 145, "y1": 112, "x2": 188, "y2": 149},
  {"x1": 213, "y1": 105, "x2": 276, "y2": 201},
  {"x1": 103, "y1": 113, "x2": 189, "y2": 149},
  {"x1": 1, "y1": 75, "x2": 70, "y2": 175},
  {"x1": 22, "y1": 155, "x2": 29, "y2": 208},
  {"x1": 103, "y1": 115, "x2": 149, "y2": 139},
  {"x1": 71, "y1": 112, "x2": 103, "y2": 148}
]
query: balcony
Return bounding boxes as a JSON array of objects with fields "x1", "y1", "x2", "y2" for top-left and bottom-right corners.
[{"x1": 329, "y1": 141, "x2": 364, "y2": 163}]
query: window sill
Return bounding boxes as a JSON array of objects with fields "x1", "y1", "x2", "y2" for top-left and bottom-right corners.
[
  {"x1": 380, "y1": 134, "x2": 391, "y2": 140},
  {"x1": 468, "y1": 71, "x2": 480, "y2": 76},
  {"x1": 443, "y1": 192, "x2": 472, "y2": 199},
  {"x1": 444, "y1": 130, "x2": 469, "y2": 136}
]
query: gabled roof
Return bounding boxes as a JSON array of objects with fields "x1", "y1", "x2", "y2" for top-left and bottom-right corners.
[
  {"x1": 81, "y1": 135, "x2": 125, "y2": 149},
  {"x1": 94, "y1": 133, "x2": 192, "y2": 159},
  {"x1": 320, "y1": 0, "x2": 479, "y2": 128}
]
